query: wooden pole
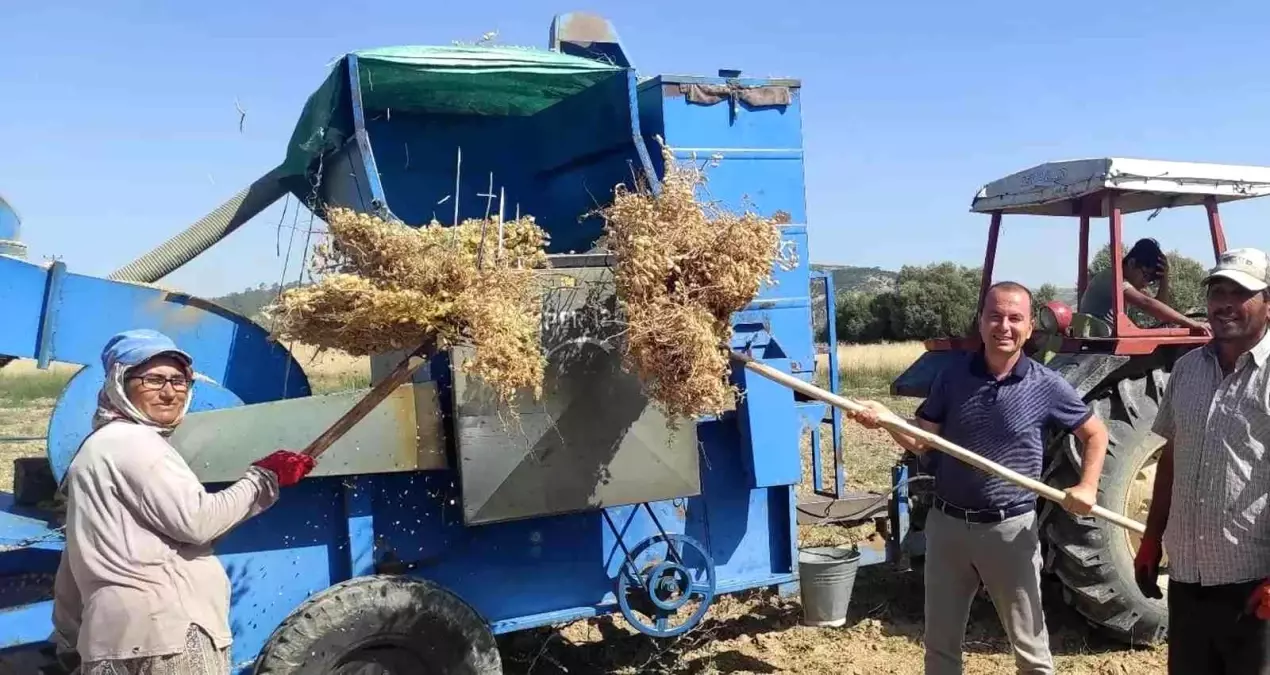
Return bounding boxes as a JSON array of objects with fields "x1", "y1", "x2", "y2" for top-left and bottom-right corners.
[
  {"x1": 301, "y1": 342, "x2": 432, "y2": 460},
  {"x1": 728, "y1": 350, "x2": 1145, "y2": 534}
]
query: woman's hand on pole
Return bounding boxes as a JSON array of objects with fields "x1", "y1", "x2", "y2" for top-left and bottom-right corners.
[{"x1": 252, "y1": 450, "x2": 317, "y2": 487}]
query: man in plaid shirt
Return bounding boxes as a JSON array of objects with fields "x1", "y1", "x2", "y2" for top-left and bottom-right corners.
[{"x1": 1136, "y1": 247, "x2": 1270, "y2": 674}]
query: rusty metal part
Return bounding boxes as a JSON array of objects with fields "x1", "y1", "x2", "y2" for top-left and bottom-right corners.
[{"x1": 796, "y1": 492, "x2": 892, "y2": 526}]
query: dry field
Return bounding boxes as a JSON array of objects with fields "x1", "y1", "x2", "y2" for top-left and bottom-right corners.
[{"x1": 0, "y1": 342, "x2": 1167, "y2": 673}]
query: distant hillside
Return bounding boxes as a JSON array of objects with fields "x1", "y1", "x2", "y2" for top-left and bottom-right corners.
[
  {"x1": 210, "y1": 282, "x2": 303, "y2": 322},
  {"x1": 808, "y1": 264, "x2": 899, "y2": 340},
  {"x1": 810, "y1": 264, "x2": 898, "y2": 295}
]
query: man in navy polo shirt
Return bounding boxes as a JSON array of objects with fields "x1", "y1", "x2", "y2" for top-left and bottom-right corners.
[{"x1": 851, "y1": 281, "x2": 1109, "y2": 675}]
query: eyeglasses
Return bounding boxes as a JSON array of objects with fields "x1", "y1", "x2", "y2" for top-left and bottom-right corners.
[{"x1": 128, "y1": 374, "x2": 191, "y2": 392}]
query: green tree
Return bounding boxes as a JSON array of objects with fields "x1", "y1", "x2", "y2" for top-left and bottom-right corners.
[
  {"x1": 1087, "y1": 244, "x2": 1206, "y2": 325},
  {"x1": 834, "y1": 291, "x2": 876, "y2": 343},
  {"x1": 830, "y1": 266, "x2": 1087, "y2": 345},
  {"x1": 833, "y1": 291, "x2": 897, "y2": 343},
  {"x1": 866, "y1": 292, "x2": 901, "y2": 341},
  {"x1": 889, "y1": 262, "x2": 982, "y2": 340},
  {"x1": 1034, "y1": 283, "x2": 1058, "y2": 305},
  {"x1": 1032, "y1": 283, "x2": 1058, "y2": 322}
]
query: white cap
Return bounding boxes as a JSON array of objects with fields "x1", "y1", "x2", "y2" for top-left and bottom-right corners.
[{"x1": 1205, "y1": 248, "x2": 1270, "y2": 292}]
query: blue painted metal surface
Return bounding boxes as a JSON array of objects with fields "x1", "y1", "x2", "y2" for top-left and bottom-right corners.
[
  {"x1": 1, "y1": 601, "x2": 54, "y2": 649},
  {"x1": 0, "y1": 15, "x2": 881, "y2": 673},
  {"x1": 613, "y1": 528, "x2": 716, "y2": 638},
  {"x1": 808, "y1": 271, "x2": 846, "y2": 498},
  {"x1": 0, "y1": 254, "x2": 314, "y2": 483},
  {"x1": 345, "y1": 65, "x2": 653, "y2": 256},
  {"x1": 35, "y1": 261, "x2": 67, "y2": 370},
  {"x1": 735, "y1": 358, "x2": 802, "y2": 488},
  {"x1": 821, "y1": 274, "x2": 845, "y2": 497},
  {"x1": 344, "y1": 55, "x2": 389, "y2": 213}
]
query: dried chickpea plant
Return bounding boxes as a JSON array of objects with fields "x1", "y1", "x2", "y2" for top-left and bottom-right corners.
[
  {"x1": 265, "y1": 206, "x2": 551, "y2": 409},
  {"x1": 597, "y1": 138, "x2": 798, "y2": 422}
]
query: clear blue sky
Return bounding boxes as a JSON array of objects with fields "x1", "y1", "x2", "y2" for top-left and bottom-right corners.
[{"x1": 4, "y1": 1, "x2": 1270, "y2": 298}]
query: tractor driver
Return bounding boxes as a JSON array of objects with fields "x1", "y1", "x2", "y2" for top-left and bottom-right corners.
[
  {"x1": 1078, "y1": 237, "x2": 1211, "y2": 335},
  {"x1": 847, "y1": 281, "x2": 1110, "y2": 675}
]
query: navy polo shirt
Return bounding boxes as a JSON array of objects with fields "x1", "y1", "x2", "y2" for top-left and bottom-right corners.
[{"x1": 915, "y1": 351, "x2": 1093, "y2": 510}]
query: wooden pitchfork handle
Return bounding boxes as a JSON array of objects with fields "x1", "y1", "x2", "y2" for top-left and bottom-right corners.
[
  {"x1": 300, "y1": 341, "x2": 433, "y2": 461},
  {"x1": 727, "y1": 350, "x2": 1146, "y2": 535}
]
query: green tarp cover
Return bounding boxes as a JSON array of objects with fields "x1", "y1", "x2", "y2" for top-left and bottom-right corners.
[{"x1": 281, "y1": 45, "x2": 626, "y2": 182}]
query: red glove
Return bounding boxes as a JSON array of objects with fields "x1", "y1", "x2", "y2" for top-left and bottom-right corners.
[
  {"x1": 1247, "y1": 580, "x2": 1270, "y2": 620},
  {"x1": 1134, "y1": 536, "x2": 1164, "y2": 599},
  {"x1": 252, "y1": 450, "x2": 316, "y2": 487}
]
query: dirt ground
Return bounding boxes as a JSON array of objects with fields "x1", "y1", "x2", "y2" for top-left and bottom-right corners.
[
  {"x1": 499, "y1": 565, "x2": 1165, "y2": 675},
  {"x1": 0, "y1": 398, "x2": 55, "y2": 494},
  {"x1": 497, "y1": 393, "x2": 1168, "y2": 674},
  {"x1": 0, "y1": 357, "x2": 1170, "y2": 674}
]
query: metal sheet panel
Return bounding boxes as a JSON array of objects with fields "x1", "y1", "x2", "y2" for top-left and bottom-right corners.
[
  {"x1": 169, "y1": 382, "x2": 446, "y2": 482},
  {"x1": 451, "y1": 264, "x2": 700, "y2": 525},
  {"x1": 735, "y1": 358, "x2": 802, "y2": 488},
  {"x1": 0, "y1": 600, "x2": 53, "y2": 648}
]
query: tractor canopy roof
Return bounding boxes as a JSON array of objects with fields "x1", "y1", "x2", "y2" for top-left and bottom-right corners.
[{"x1": 971, "y1": 157, "x2": 1270, "y2": 216}]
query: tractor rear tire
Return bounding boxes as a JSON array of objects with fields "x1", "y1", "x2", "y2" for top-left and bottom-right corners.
[
  {"x1": 253, "y1": 575, "x2": 502, "y2": 675},
  {"x1": 1040, "y1": 370, "x2": 1170, "y2": 646}
]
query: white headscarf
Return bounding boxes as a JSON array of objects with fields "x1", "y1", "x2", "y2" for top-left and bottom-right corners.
[{"x1": 91, "y1": 358, "x2": 196, "y2": 436}]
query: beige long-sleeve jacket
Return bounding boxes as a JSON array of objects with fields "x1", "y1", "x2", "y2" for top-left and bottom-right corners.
[{"x1": 51, "y1": 420, "x2": 279, "y2": 662}]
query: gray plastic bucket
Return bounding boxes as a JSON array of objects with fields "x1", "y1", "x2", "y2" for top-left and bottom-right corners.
[{"x1": 797, "y1": 546, "x2": 860, "y2": 627}]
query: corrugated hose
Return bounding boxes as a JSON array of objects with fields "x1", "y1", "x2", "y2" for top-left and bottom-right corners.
[{"x1": 108, "y1": 166, "x2": 289, "y2": 283}]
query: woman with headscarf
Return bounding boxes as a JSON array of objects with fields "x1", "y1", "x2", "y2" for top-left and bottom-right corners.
[{"x1": 49, "y1": 329, "x2": 317, "y2": 675}]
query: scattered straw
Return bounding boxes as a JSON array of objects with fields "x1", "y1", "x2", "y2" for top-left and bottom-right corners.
[
  {"x1": 265, "y1": 207, "x2": 550, "y2": 407},
  {"x1": 599, "y1": 139, "x2": 796, "y2": 421}
]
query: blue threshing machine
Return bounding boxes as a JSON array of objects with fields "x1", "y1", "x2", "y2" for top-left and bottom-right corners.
[{"x1": 0, "y1": 13, "x2": 915, "y2": 673}]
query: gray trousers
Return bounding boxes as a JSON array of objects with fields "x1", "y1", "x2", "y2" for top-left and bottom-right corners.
[{"x1": 924, "y1": 507, "x2": 1054, "y2": 675}]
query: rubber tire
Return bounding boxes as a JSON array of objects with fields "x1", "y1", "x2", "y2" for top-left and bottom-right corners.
[
  {"x1": 1040, "y1": 370, "x2": 1169, "y2": 646},
  {"x1": 253, "y1": 575, "x2": 502, "y2": 675}
]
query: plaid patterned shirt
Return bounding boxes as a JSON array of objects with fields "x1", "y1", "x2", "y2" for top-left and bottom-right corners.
[{"x1": 1154, "y1": 329, "x2": 1270, "y2": 586}]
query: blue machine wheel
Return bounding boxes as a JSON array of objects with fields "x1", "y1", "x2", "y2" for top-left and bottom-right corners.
[
  {"x1": 615, "y1": 533, "x2": 717, "y2": 639},
  {"x1": 253, "y1": 575, "x2": 501, "y2": 675}
]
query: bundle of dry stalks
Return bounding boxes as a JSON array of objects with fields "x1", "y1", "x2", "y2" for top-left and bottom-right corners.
[
  {"x1": 599, "y1": 140, "x2": 796, "y2": 420},
  {"x1": 266, "y1": 207, "x2": 550, "y2": 406}
]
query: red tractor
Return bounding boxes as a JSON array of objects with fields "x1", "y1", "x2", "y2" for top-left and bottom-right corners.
[{"x1": 892, "y1": 157, "x2": 1270, "y2": 645}]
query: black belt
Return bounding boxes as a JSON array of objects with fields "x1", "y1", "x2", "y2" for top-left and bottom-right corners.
[{"x1": 934, "y1": 496, "x2": 1035, "y2": 524}]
